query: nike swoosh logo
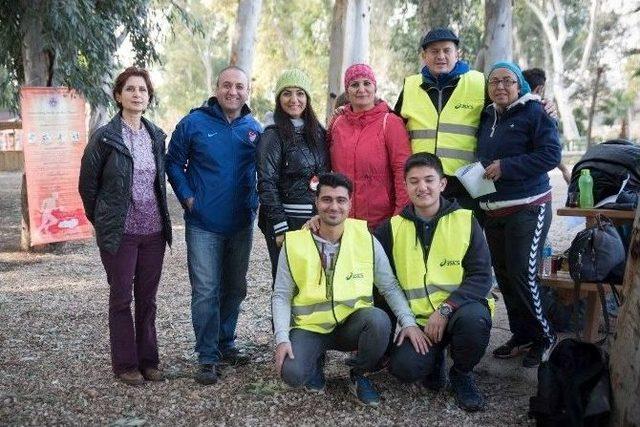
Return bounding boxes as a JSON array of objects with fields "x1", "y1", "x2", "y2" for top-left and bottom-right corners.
[{"x1": 207, "y1": 133, "x2": 217, "y2": 137}]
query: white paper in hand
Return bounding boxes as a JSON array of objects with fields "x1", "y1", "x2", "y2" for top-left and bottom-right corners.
[{"x1": 454, "y1": 162, "x2": 496, "y2": 199}]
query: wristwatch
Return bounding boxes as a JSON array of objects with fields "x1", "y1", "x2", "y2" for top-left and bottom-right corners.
[{"x1": 438, "y1": 303, "x2": 453, "y2": 319}]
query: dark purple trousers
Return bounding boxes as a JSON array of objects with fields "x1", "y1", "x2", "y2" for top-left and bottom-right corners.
[{"x1": 100, "y1": 232, "x2": 165, "y2": 374}]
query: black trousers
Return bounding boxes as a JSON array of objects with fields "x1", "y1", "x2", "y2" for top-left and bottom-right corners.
[
  {"x1": 484, "y1": 201, "x2": 556, "y2": 345},
  {"x1": 389, "y1": 301, "x2": 492, "y2": 381}
]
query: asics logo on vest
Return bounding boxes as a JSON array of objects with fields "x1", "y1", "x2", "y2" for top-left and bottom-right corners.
[
  {"x1": 439, "y1": 259, "x2": 461, "y2": 267},
  {"x1": 454, "y1": 103, "x2": 474, "y2": 109},
  {"x1": 346, "y1": 272, "x2": 364, "y2": 280}
]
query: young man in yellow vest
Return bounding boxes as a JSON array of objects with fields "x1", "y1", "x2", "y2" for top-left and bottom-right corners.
[
  {"x1": 374, "y1": 153, "x2": 493, "y2": 412},
  {"x1": 272, "y1": 173, "x2": 428, "y2": 407}
]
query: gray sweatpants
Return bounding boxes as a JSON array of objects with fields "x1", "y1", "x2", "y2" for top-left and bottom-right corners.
[{"x1": 281, "y1": 307, "x2": 391, "y2": 387}]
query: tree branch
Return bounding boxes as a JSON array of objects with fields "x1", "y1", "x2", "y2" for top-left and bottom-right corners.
[
  {"x1": 578, "y1": 0, "x2": 599, "y2": 74},
  {"x1": 552, "y1": 0, "x2": 567, "y2": 46}
]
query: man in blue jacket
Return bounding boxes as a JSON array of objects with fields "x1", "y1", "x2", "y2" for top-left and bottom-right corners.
[{"x1": 166, "y1": 66, "x2": 262, "y2": 385}]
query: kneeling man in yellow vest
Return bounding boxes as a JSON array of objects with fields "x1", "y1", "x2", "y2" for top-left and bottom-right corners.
[
  {"x1": 272, "y1": 173, "x2": 428, "y2": 407},
  {"x1": 374, "y1": 153, "x2": 494, "y2": 412}
]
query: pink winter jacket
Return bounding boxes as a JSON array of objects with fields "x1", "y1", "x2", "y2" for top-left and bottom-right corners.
[{"x1": 329, "y1": 101, "x2": 411, "y2": 229}]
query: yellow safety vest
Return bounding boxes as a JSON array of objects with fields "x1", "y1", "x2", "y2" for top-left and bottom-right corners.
[
  {"x1": 390, "y1": 210, "x2": 494, "y2": 326},
  {"x1": 400, "y1": 71, "x2": 485, "y2": 175},
  {"x1": 285, "y1": 219, "x2": 374, "y2": 334}
]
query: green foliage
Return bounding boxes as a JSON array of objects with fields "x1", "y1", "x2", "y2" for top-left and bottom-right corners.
[
  {"x1": 155, "y1": 0, "x2": 332, "y2": 126},
  {"x1": 599, "y1": 89, "x2": 634, "y2": 127},
  {"x1": 0, "y1": 0, "x2": 194, "y2": 111}
]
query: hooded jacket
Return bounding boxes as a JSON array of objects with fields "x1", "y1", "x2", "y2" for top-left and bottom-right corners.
[
  {"x1": 477, "y1": 94, "x2": 561, "y2": 204},
  {"x1": 79, "y1": 114, "x2": 172, "y2": 254},
  {"x1": 329, "y1": 100, "x2": 411, "y2": 229},
  {"x1": 374, "y1": 197, "x2": 492, "y2": 309},
  {"x1": 256, "y1": 122, "x2": 329, "y2": 235},
  {"x1": 165, "y1": 97, "x2": 262, "y2": 235}
]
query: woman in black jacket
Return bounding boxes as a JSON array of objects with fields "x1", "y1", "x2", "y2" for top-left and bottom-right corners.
[
  {"x1": 257, "y1": 69, "x2": 330, "y2": 279},
  {"x1": 78, "y1": 67, "x2": 172, "y2": 385}
]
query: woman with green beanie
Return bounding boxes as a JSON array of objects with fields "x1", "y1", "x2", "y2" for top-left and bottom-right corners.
[{"x1": 257, "y1": 69, "x2": 330, "y2": 280}]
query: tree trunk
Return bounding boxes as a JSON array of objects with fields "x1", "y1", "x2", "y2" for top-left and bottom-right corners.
[
  {"x1": 619, "y1": 115, "x2": 629, "y2": 140},
  {"x1": 20, "y1": 0, "x2": 51, "y2": 251},
  {"x1": 586, "y1": 66, "x2": 604, "y2": 148},
  {"x1": 89, "y1": 84, "x2": 111, "y2": 134},
  {"x1": 326, "y1": 0, "x2": 351, "y2": 121},
  {"x1": 230, "y1": 0, "x2": 263, "y2": 81},
  {"x1": 481, "y1": 0, "x2": 513, "y2": 74},
  {"x1": 20, "y1": 1, "x2": 51, "y2": 86},
  {"x1": 609, "y1": 203, "x2": 640, "y2": 426},
  {"x1": 512, "y1": 19, "x2": 526, "y2": 69},
  {"x1": 350, "y1": 0, "x2": 370, "y2": 64}
]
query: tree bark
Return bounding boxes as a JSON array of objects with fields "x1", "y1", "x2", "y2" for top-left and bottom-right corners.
[
  {"x1": 609, "y1": 203, "x2": 640, "y2": 426},
  {"x1": 326, "y1": 0, "x2": 351, "y2": 120},
  {"x1": 230, "y1": 0, "x2": 263, "y2": 81},
  {"x1": 481, "y1": 0, "x2": 513, "y2": 74},
  {"x1": 350, "y1": 0, "x2": 370, "y2": 64},
  {"x1": 586, "y1": 66, "x2": 604, "y2": 148}
]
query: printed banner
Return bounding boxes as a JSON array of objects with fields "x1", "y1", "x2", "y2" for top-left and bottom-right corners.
[{"x1": 21, "y1": 87, "x2": 92, "y2": 246}]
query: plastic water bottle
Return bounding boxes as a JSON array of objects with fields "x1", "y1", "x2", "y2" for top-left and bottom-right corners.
[
  {"x1": 578, "y1": 169, "x2": 594, "y2": 208},
  {"x1": 541, "y1": 239, "x2": 552, "y2": 277}
]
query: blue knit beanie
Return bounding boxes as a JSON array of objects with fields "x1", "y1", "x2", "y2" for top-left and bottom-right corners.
[{"x1": 488, "y1": 61, "x2": 531, "y2": 95}]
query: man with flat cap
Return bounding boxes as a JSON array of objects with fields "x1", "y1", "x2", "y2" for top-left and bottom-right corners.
[{"x1": 395, "y1": 28, "x2": 485, "y2": 211}]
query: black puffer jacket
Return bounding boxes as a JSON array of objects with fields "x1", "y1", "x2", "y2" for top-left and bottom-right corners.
[
  {"x1": 78, "y1": 114, "x2": 172, "y2": 254},
  {"x1": 256, "y1": 124, "x2": 330, "y2": 236}
]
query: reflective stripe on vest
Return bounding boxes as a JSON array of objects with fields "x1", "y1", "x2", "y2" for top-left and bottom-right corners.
[
  {"x1": 400, "y1": 71, "x2": 485, "y2": 175},
  {"x1": 390, "y1": 211, "x2": 471, "y2": 326},
  {"x1": 286, "y1": 218, "x2": 374, "y2": 334}
]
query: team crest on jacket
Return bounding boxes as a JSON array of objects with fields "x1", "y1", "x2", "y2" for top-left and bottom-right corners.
[{"x1": 248, "y1": 130, "x2": 257, "y2": 142}]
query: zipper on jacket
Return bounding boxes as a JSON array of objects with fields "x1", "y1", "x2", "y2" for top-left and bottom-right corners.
[
  {"x1": 417, "y1": 222, "x2": 437, "y2": 314},
  {"x1": 328, "y1": 241, "x2": 342, "y2": 327},
  {"x1": 433, "y1": 83, "x2": 455, "y2": 155}
]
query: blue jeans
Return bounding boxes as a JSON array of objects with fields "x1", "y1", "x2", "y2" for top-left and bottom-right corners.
[{"x1": 186, "y1": 224, "x2": 253, "y2": 364}]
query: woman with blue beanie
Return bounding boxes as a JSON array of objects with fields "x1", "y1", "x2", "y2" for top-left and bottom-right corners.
[
  {"x1": 477, "y1": 62, "x2": 561, "y2": 368},
  {"x1": 256, "y1": 69, "x2": 330, "y2": 280}
]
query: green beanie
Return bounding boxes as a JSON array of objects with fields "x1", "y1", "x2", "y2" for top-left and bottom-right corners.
[{"x1": 275, "y1": 69, "x2": 312, "y2": 99}]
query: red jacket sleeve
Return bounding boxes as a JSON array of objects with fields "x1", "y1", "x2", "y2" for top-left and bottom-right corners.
[{"x1": 384, "y1": 113, "x2": 411, "y2": 214}]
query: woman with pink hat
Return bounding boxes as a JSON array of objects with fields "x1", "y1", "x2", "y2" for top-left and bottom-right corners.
[{"x1": 328, "y1": 63, "x2": 411, "y2": 230}]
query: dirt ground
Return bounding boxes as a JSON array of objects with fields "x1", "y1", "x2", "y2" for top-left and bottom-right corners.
[{"x1": 0, "y1": 170, "x2": 578, "y2": 426}]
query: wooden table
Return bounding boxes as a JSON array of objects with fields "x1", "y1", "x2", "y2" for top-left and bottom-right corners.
[{"x1": 542, "y1": 207, "x2": 634, "y2": 342}]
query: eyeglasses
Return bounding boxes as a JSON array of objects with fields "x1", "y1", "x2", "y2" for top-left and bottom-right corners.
[{"x1": 488, "y1": 78, "x2": 518, "y2": 88}]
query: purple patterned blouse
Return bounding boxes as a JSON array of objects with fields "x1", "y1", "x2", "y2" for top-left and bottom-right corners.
[{"x1": 122, "y1": 121, "x2": 162, "y2": 235}]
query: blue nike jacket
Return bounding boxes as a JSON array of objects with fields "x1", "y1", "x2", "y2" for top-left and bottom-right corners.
[{"x1": 166, "y1": 97, "x2": 262, "y2": 235}]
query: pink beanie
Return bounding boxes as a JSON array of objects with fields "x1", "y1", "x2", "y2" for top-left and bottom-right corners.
[{"x1": 344, "y1": 63, "x2": 377, "y2": 89}]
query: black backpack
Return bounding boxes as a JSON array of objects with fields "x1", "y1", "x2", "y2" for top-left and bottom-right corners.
[
  {"x1": 529, "y1": 338, "x2": 611, "y2": 426},
  {"x1": 567, "y1": 139, "x2": 640, "y2": 206}
]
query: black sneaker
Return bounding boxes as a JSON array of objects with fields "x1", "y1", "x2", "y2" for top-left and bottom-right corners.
[
  {"x1": 221, "y1": 347, "x2": 251, "y2": 366},
  {"x1": 449, "y1": 367, "x2": 485, "y2": 412},
  {"x1": 522, "y1": 341, "x2": 545, "y2": 368},
  {"x1": 423, "y1": 350, "x2": 448, "y2": 391},
  {"x1": 492, "y1": 336, "x2": 533, "y2": 359},
  {"x1": 195, "y1": 364, "x2": 218, "y2": 385}
]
